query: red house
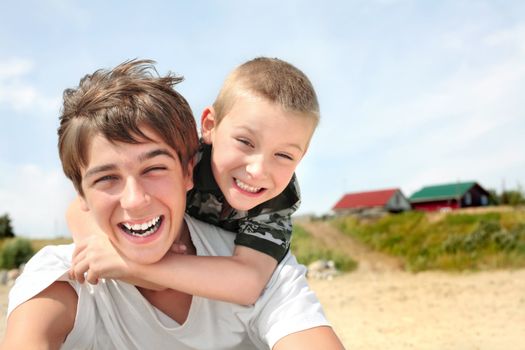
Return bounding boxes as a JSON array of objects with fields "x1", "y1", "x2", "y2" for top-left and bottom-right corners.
[
  {"x1": 409, "y1": 181, "x2": 490, "y2": 212},
  {"x1": 332, "y1": 188, "x2": 411, "y2": 215}
]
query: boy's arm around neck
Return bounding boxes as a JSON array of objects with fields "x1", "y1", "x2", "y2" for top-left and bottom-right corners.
[
  {"x1": 68, "y1": 227, "x2": 276, "y2": 303},
  {"x1": 132, "y1": 245, "x2": 277, "y2": 305}
]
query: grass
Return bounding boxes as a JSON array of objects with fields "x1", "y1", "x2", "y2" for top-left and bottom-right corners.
[
  {"x1": 29, "y1": 237, "x2": 73, "y2": 252},
  {"x1": 333, "y1": 207, "x2": 525, "y2": 272},
  {"x1": 290, "y1": 224, "x2": 357, "y2": 272},
  {"x1": 0, "y1": 237, "x2": 73, "y2": 269}
]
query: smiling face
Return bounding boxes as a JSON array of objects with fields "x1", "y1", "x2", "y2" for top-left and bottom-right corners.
[
  {"x1": 201, "y1": 94, "x2": 317, "y2": 211},
  {"x1": 79, "y1": 126, "x2": 193, "y2": 264}
]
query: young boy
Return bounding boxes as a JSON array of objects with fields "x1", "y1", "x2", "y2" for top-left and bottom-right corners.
[
  {"x1": 69, "y1": 57, "x2": 319, "y2": 305},
  {"x1": 2, "y1": 59, "x2": 344, "y2": 349}
]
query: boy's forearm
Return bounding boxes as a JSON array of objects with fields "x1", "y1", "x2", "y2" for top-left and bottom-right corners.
[
  {"x1": 67, "y1": 197, "x2": 103, "y2": 242},
  {"x1": 119, "y1": 275, "x2": 167, "y2": 291},
  {"x1": 132, "y1": 249, "x2": 277, "y2": 305}
]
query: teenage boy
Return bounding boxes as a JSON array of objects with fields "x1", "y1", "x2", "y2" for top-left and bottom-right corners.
[
  {"x1": 68, "y1": 57, "x2": 320, "y2": 305},
  {"x1": 1, "y1": 60, "x2": 344, "y2": 349}
]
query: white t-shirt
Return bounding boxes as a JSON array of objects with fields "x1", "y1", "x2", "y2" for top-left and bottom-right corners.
[{"x1": 8, "y1": 216, "x2": 329, "y2": 349}]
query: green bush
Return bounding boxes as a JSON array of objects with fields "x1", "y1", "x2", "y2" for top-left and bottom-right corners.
[
  {"x1": 0, "y1": 238, "x2": 35, "y2": 269},
  {"x1": 334, "y1": 209, "x2": 525, "y2": 271}
]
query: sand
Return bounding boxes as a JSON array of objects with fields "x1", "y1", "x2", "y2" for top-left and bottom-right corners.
[
  {"x1": 1, "y1": 268, "x2": 524, "y2": 349},
  {"x1": 309, "y1": 268, "x2": 525, "y2": 350}
]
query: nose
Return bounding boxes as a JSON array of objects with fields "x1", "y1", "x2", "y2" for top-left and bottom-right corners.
[
  {"x1": 120, "y1": 177, "x2": 150, "y2": 210},
  {"x1": 246, "y1": 154, "x2": 267, "y2": 179}
]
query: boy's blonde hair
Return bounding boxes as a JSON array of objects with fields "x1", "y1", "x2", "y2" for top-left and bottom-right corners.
[
  {"x1": 58, "y1": 59, "x2": 199, "y2": 196},
  {"x1": 212, "y1": 57, "x2": 320, "y2": 126}
]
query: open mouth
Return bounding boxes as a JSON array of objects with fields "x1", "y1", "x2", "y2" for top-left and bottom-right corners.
[
  {"x1": 119, "y1": 216, "x2": 163, "y2": 237},
  {"x1": 235, "y1": 178, "x2": 264, "y2": 193}
]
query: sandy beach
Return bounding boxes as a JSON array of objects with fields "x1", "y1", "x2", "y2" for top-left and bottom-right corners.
[
  {"x1": 1, "y1": 267, "x2": 524, "y2": 349},
  {"x1": 309, "y1": 268, "x2": 525, "y2": 350}
]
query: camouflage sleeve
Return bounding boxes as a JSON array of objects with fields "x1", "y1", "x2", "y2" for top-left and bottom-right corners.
[{"x1": 234, "y1": 175, "x2": 301, "y2": 263}]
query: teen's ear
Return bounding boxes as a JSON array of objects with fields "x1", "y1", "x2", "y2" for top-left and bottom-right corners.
[{"x1": 200, "y1": 106, "x2": 216, "y2": 144}]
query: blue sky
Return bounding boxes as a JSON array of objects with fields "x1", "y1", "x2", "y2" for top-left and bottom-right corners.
[{"x1": 1, "y1": 0, "x2": 524, "y2": 238}]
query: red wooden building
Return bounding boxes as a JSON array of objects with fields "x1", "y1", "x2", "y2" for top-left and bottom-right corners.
[{"x1": 408, "y1": 181, "x2": 490, "y2": 212}]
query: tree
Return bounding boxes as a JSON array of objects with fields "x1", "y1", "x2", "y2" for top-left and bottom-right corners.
[
  {"x1": 487, "y1": 189, "x2": 500, "y2": 205},
  {"x1": 0, "y1": 213, "x2": 15, "y2": 238},
  {"x1": 500, "y1": 190, "x2": 525, "y2": 206}
]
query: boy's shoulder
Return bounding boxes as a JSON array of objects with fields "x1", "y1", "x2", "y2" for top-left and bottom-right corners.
[
  {"x1": 186, "y1": 144, "x2": 224, "y2": 223},
  {"x1": 189, "y1": 143, "x2": 220, "y2": 194}
]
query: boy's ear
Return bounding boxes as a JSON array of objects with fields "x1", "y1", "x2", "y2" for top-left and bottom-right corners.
[
  {"x1": 184, "y1": 157, "x2": 195, "y2": 191},
  {"x1": 200, "y1": 106, "x2": 216, "y2": 144}
]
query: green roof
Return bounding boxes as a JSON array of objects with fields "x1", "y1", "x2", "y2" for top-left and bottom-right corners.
[{"x1": 409, "y1": 181, "x2": 477, "y2": 202}]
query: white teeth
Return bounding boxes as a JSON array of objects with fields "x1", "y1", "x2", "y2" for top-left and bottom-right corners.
[
  {"x1": 121, "y1": 216, "x2": 161, "y2": 237},
  {"x1": 235, "y1": 179, "x2": 261, "y2": 193}
]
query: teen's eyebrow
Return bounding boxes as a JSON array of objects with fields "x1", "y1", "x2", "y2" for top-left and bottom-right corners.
[
  {"x1": 84, "y1": 164, "x2": 117, "y2": 179},
  {"x1": 84, "y1": 148, "x2": 176, "y2": 180},
  {"x1": 138, "y1": 148, "x2": 176, "y2": 162}
]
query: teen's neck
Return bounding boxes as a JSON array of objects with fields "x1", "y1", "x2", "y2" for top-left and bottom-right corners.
[{"x1": 178, "y1": 220, "x2": 196, "y2": 256}]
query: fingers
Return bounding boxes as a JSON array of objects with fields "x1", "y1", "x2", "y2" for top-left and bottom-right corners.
[
  {"x1": 71, "y1": 239, "x2": 87, "y2": 262},
  {"x1": 69, "y1": 242, "x2": 100, "y2": 284},
  {"x1": 70, "y1": 235, "x2": 92, "y2": 278},
  {"x1": 68, "y1": 235, "x2": 124, "y2": 284},
  {"x1": 69, "y1": 258, "x2": 101, "y2": 285},
  {"x1": 69, "y1": 252, "x2": 88, "y2": 283},
  {"x1": 85, "y1": 270, "x2": 99, "y2": 285}
]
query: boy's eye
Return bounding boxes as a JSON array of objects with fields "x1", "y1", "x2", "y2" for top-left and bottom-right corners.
[
  {"x1": 236, "y1": 138, "x2": 253, "y2": 148},
  {"x1": 276, "y1": 153, "x2": 294, "y2": 161}
]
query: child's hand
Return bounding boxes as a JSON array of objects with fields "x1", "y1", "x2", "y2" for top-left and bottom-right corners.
[
  {"x1": 69, "y1": 234, "x2": 130, "y2": 284},
  {"x1": 170, "y1": 241, "x2": 188, "y2": 255}
]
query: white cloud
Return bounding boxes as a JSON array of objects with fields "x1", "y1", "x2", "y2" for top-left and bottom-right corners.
[
  {"x1": 0, "y1": 58, "x2": 61, "y2": 114},
  {"x1": 484, "y1": 23, "x2": 525, "y2": 53},
  {"x1": 0, "y1": 58, "x2": 34, "y2": 78},
  {"x1": 0, "y1": 162, "x2": 75, "y2": 238}
]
